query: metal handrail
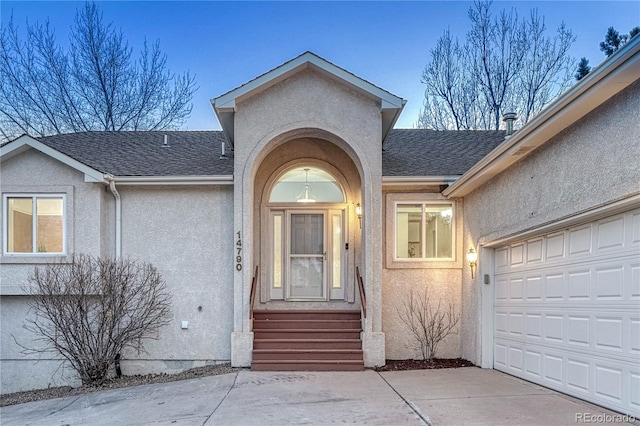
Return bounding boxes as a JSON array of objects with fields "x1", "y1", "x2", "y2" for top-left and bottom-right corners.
[
  {"x1": 249, "y1": 265, "x2": 258, "y2": 322},
  {"x1": 356, "y1": 266, "x2": 367, "y2": 318}
]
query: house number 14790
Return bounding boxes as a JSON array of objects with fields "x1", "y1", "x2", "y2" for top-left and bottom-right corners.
[{"x1": 235, "y1": 231, "x2": 242, "y2": 271}]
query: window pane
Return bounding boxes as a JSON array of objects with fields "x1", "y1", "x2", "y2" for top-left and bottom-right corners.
[
  {"x1": 7, "y1": 198, "x2": 33, "y2": 253},
  {"x1": 273, "y1": 215, "x2": 282, "y2": 288},
  {"x1": 270, "y1": 167, "x2": 344, "y2": 203},
  {"x1": 291, "y1": 214, "x2": 323, "y2": 255},
  {"x1": 36, "y1": 198, "x2": 64, "y2": 253},
  {"x1": 396, "y1": 204, "x2": 422, "y2": 258},
  {"x1": 289, "y1": 257, "x2": 323, "y2": 298},
  {"x1": 332, "y1": 214, "x2": 341, "y2": 288},
  {"x1": 425, "y1": 205, "x2": 453, "y2": 259}
]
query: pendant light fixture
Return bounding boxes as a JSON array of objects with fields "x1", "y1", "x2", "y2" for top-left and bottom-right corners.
[{"x1": 296, "y1": 168, "x2": 316, "y2": 203}]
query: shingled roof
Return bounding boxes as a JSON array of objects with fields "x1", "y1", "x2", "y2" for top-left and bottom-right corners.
[
  {"x1": 383, "y1": 129, "x2": 506, "y2": 176},
  {"x1": 30, "y1": 129, "x2": 505, "y2": 177},
  {"x1": 37, "y1": 131, "x2": 233, "y2": 176}
]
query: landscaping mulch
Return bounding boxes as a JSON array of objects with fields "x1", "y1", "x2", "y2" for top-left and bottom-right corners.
[{"x1": 374, "y1": 358, "x2": 475, "y2": 371}]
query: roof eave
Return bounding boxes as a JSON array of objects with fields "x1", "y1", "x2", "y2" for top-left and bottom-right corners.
[
  {"x1": 0, "y1": 135, "x2": 106, "y2": 183},
  {"x1": 444, "y1": 36, "x2": 640, "y2": 199},
  {"x1": 110, "y1": 175, "x2": 234, "y2": 186},
  {"x1": 382, "y1": 175, "x2": 460, "y2": 186}
]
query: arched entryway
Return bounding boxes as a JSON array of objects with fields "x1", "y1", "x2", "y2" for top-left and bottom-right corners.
[{"x1": 253, "y1": 136, "x2": 362, "y2": 309}]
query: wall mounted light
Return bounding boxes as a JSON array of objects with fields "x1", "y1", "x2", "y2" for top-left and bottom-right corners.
[
  {"x1": 467, "y1": 248, "x2": 478, "y2": 279},
  {"x1": 355, "y1": 203, "x2": 362, "y2": 228}
]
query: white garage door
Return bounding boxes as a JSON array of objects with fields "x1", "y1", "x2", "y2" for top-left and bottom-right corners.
[{"x1": 494, "y1": 208, "x2": 640, "y2": 416}]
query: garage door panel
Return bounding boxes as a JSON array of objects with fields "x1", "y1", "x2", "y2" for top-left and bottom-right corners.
[
  {"x1": 569, "y1": 225, "x2": 592, "y2": 256},
  {"x1": 496, "y1": 254, "x2": 638, "y2": 302},
  {"x1": 543, "y1": 353, "x2": 563, "y2": 384},
  {"x1": 568, "y1": 270, "x2": 591, "y2": 299},
  {"x1": 630, "y1": 318, "x2": 640, "y2": 353},
  {"x1": 527, "y1": 238, "x2": 543, "y2": 263},
  {"x1": 526, "y1": 276, "x2": 542, "y2": 300},
  {"x1": 631, "y1": 373, "x2": 640, "y2": 410},
  {"x1": 525, "y1": 350, "x2": 542, "y2": 377},
  {"x1": 546, "y1": 232, "x2": 565, "y2": 260},
  {"x1": 631, "y1": 264, "x2": 640, "y2": 299},
  {"x1": 595, "y1": 316, "x2": 623, "y2": 351},
  {"x1": 596, "y1": 266, "x2": 624, "y2": 299},
  {"x1": 595, "y1": 364, "x2": 623, "y2": 402},
  {"x1": 633, "y1": 212, "x2": 640, "y2": 243},
  {"x1": 567, "y1": 315, "x2": 590, "y2": 347},
  {"x1": 493, "y1": 207, "x2": 640, "y2": 416},
  {"x1": 567, "y1": 358, "x2": 590, "y2": 392},
  {"x1": 525, "y1": 313, "x2": 542, "y2": 339}
]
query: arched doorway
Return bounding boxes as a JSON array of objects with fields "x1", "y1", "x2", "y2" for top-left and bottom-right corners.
[
  {"x1": 266, "y1": 165, "x2": 348, "y2": 301},
  {"x1": 252, "y1": 135, "x2": 362, "y2": 308}
]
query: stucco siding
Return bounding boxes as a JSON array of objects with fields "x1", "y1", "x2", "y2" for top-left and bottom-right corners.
[
  {"x1": 0, "y1": 149, "x2": 107, "y2": 392},
  {"x1": 381, "y1": 189, "x2": 464, "y2": 360},
  {"x1": 460, "y1": 79, "x2": 640, "y2": 364},
  {"x1": 118, "y1": 185, "x2": 234, "y2": 373}
]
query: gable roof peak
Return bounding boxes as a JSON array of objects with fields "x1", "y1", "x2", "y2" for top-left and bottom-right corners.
[{"x1": 211, "y1": 52, "x2": 405, "y2": 148}]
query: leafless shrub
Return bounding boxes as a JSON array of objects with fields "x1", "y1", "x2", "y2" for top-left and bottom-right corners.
[
  {"x1": 396, "y1": 288, "x2": 460, "y2": 361},
  {"x1": 21, "y1": 254, "x2": 172, "y2": 386}
]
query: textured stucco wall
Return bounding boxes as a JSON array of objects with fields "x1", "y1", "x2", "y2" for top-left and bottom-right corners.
[
  {"x1": 0, "y1": 149, "x2": 107, "y2": 392},
  {"x1": 119, "y1": 185, "x2": 234, "y2": 374},
  {"x1": 460, "y1": 79, "x2": 640, "y2": 364},
  {"x1": 382, "y1": 189, "x2": 464, "y2": 359},
  {"x1": 231, "y1": 68, "x2": 385, "y2": 365}
]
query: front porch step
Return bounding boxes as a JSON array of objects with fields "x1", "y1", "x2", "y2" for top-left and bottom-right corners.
[
  {"x1": 252, "y1": 349, "x2": 364, "y2": 361},
  {"x1": 251, "y1": 310, "x2": 364, "y2": 371},
  {"x1": 253, "y1": 319, "x2": 361, "y2": 330},
  {"x1": 253, "y1": 329, "x2": 362, "y2": 340},
  {"x1": 254, "y1": 338, "x2": 362, "y2": 350},
  {"x1": 253, "y1": 310, "x2": 361, "y2": 321},
  {"x1": 251, "y1": 360, "x2": 365, "y2": 371}
]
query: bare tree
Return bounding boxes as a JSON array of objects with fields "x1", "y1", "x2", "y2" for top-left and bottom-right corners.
[
  {"x1": 21, "y1": 254, "x2": 172, "y2": 386},
  {"x1": 396, "y1": 288, "x2": 460, "y2": 361},
  {"x1": 0, "y1": 2, "x2": 197, "y2": 141},
  {"x1": 419, "y1": 1, "x2": 575, "y2": 130}
]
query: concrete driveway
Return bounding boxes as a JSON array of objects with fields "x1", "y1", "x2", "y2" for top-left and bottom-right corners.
[{"x1": 1, "y1": 368, "x2": 636, "y2": 425}]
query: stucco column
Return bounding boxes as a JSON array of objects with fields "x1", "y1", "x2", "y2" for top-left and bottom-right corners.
[
  {"x1": 230, "y1": 147, "x2": 254, "y2": 367},
  {"x1": 361, "y1": 161, "x2": 385, "y2": 367}
]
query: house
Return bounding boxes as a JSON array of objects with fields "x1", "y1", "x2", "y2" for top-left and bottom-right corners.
[{"x1": 1, "y1": 39, "x2": 638, "y2": 416}]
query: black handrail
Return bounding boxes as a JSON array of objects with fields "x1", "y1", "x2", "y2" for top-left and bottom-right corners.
[
  {"x1": 355, "y1": 266, "x2": 367, "y2": 318},
  {"x1": 250, "y1": 265, "x2": 258, "y2": 323}
]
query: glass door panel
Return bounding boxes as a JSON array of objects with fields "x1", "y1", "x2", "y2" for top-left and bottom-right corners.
[{"x1": 288, "y1": 213, "x2": 325, "y2": 299}]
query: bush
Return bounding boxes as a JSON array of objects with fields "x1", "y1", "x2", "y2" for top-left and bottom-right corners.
[
  {"x1": 22, "y1": 254, "x2": 172, "y2": 386},
  {"x1": 396, "y1": 287, "x2": 459, "y2": 361}
]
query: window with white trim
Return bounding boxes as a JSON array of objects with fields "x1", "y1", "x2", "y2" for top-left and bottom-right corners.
[
  {"x1": 3, "y1": 195, "x2": 65, "y2": 254},
  {"x1": 395, "y1": 202, "x2": 453, "y2": 260}
]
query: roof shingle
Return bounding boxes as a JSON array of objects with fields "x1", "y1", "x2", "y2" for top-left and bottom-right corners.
[
  {"x1": 32, "y1": 129, "x2": 505, "y2": 177},
  {"x1": 383, "y1": 129, "x2": 505, "y2": 176}
]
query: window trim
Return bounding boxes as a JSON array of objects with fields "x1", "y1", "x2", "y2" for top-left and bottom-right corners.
[
  {"x1": 393, "y1": 200, "x2": 455, "y2": 262},
  {"x1": 2, "y1": 193, "x2": 67, "y2": 256},
  {"x1": 385, "y1": 192, "x2": 463, "y2": 270}
]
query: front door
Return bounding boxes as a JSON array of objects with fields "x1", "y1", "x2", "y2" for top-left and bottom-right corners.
[
  {"x1": 270, "y1": 209, "x2": 345, "y2": 301},
  {"x1": 288, "y1": 212, "x2": 325, "y2": 299}
]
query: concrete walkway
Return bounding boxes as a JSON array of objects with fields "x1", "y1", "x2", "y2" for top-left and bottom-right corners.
[{"x1": 1, "y1": 368, "x2": 636, "y2": 425}]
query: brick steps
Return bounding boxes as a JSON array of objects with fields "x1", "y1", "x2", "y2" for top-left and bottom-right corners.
[{"x1": 251, "y1": 310, "x2": 363, "y2": 371}]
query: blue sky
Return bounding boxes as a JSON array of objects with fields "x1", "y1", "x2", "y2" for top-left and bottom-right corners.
[{"x1": 1, "y1": 1, "x2": 639, "y2": 129}]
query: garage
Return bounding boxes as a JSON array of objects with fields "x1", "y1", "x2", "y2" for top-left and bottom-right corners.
[{"x1": 493, "y1": 208, "x2": 640, "y2": 416}]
